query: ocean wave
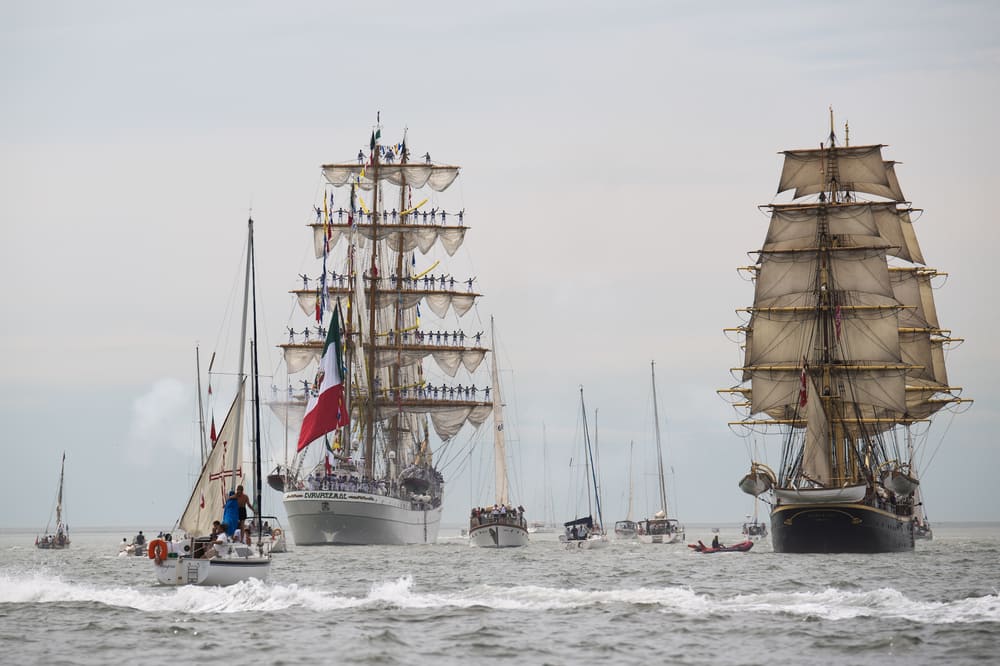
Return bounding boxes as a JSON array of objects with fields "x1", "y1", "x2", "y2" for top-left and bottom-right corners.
[{"x1": 3, "y1": 570, "x2": 997, "y2": 624}]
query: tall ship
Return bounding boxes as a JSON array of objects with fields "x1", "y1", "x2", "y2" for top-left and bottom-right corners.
[
  {"x1": 271, "y1": 123, "x2": 492, "y2": 545},
  {"x1": 724, "y1": 112, "x2": 970, "y2": 553}
]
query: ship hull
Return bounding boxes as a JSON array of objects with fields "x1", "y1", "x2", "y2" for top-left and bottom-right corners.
[
  {"x1": 468, "y1": 523, "x2": 529, "y2": 548},
  {"x1": 284, "y1": 490, "x2": 441, "y2": 545},
  {"x1": 771, "y1": 502, "x2": 914, "y2": 553}
]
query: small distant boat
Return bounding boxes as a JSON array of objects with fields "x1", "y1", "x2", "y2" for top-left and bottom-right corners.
[
  {"x1": 637, "y1": 363, "x2": 684, "y2": 545},
  {"x1": 614, "y1": 442, "x2": 639, "y2": 540},
  {"x1": 741, "y1": 518, "x2": 768, "y2": 540},
  {"x1": 561, "y1": 387, "x2": 609, "y2": 550},
  {"x1": 36, "y1": 452, "x2": 70, "y2": 550},
  {"x1": 468, "y1": 319, "x2": 528, "y2": 549},
  {"x1": 247, "y1": 515, "x2": 290, "y2": 553},
  {"x1": 689, "y1": 539, "x2": 754, "y2": 554},
  {"x1": 527, "y1": 521, "x2": 556, "y2": 534}
]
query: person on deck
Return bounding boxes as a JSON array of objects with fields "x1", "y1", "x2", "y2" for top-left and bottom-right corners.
[
  {"x1": 712, "y1": 535, "x2": 721, "y2": 549},
  {"x1": 223, "y1": 491, "x2": 240, "y2": 537},
  {"x1": 235, "y1": 485, "x2": 254, "y2": 533}
]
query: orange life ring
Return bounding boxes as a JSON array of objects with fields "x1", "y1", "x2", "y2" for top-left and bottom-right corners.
[
  {"x1": 272, "y1": 528, "x2": 282, "y2": 537},
  {"x1": 147, "y1": 539, "x2": 168, "y2": 561}
]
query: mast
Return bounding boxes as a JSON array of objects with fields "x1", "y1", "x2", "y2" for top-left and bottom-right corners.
[
  {"x1": 55, "y1": 451, "x2": 65, "y2": 528},
  {"x1": 364, "y1": 126, "x2": 381, "y2": 479},
  {"x1": 228, "y1": 218, "x2": 252, "y2": 495},
  {"x1": 651, "y1": 361, "x2": 669, "y2": 517},
  {"x1": 248, "y1": 217, "x2": 265, "y2": 547},
  {"x1": 626, "y1": 441, "x2": 634, "y2": 522},
  {"x1": 580, "y1": 387, "x2": 604, "y2": 531},
  {"x1": 490, "y1": 317, "x2": 509, "y2": 506},
  {"x1": 196, "y1": 346, "x2": 208, "y2": 466}
]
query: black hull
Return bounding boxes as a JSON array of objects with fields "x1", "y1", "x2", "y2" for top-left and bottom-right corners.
[{"x1": 771, "y1": 503, "x2": 914, "y2": 553}]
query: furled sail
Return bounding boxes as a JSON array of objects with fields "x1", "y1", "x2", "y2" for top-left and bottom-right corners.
[
  {"x1": 312, "y1": 223, "x2": 467, "y2": 259},
  {"x1": 322, "y1": 163, "x2": 460, "y2": 192}
]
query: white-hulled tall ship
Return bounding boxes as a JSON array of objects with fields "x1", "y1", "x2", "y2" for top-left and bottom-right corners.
[
  {"x1": 270, "y1": 123, "x2": 493, "y2": 545},
  {"x1": 723, "y1": 112, "x2": 971, "y2": 553}
]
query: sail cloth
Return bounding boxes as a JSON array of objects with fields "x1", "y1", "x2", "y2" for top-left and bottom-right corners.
[
  {"x1": 297, "y1": 310, "x2": 350, "y2": 451},
  {"x1": 322, "y1": 164, "x2": 460, "y2": 192},
  {"x1": 778, "y1": 145, "x2": 905, "y2": 202},
  {"x1": 179, "y1": 382, "x2": 245, "y2": 538},
  {"x1": 312, "y1": 225, "x2": 467, "y2": 259}
]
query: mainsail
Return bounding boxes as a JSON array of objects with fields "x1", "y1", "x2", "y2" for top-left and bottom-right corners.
[{"x1": 179, "y1": 381, "x2": 244, "y2": 537}]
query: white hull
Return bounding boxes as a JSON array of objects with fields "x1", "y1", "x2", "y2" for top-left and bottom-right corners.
[
  {"x1": 773, "y1": 484, "x2": 867, "y2": 504},
  {"x1": 153, "y1": 555, "x2": 270, "y2": 586},
  {"x1": 637, "y1": 532, "x2": 684, "y2": 544},
  {"x1": 469, "y1": 523, "x2": 529, "y2": 548},
  {"x1": 284, "y1": 490, "x2": 441, "y2": 545},
  {"x1": 563, "y1": 534, "x2": 609, "y2": 550}
]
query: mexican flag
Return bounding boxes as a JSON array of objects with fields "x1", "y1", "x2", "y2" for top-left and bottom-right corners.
[{"x1": 297, "y1": 309, "x2": 350, "y2": 451}]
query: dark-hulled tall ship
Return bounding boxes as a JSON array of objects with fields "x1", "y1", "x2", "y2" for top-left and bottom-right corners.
[{"x1": 723, "y1": 112, "x2": 970, "y2": 553}]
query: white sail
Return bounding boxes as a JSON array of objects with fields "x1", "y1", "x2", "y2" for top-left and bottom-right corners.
[
  {"x1": 179, "y1": 381, "x2": 245, "y2": 537},
  {"x1": 777, "y1": 144, "x2": 905, "y2": 201},
  {"x1": 322, "y1": 163, "x2": 460, "y2": 191},
  {"x1": 312, "y1": 224, "x2": 467, "y2": 259}
]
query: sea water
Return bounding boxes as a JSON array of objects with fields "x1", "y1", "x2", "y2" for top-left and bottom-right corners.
[{"x1": 1, "y1": 523, "x2": 997, "y2": 665}]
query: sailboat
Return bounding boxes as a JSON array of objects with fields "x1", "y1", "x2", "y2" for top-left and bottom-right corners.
[
  {"x1": 36, "y1": 452, "x2": 70, "y2": 549},
  {"x1": 272, "y1": 123, "x2": 491, "y2": 545},
  {"x1": 614, "y1": 442, "x2": 639, "y2": 540},
  {"x1": 151, "y1": 218, "x2": 271, "y2": 585},
  {"x1": 741, "y1": 503, "x2": 768, "y2": 540},
  {"x1": 527, "y1": 424, "x2": 558, "y2": 534},
  {"x1": 468, "y1": 318, "x2": 529, "y2": 548},
  {"x1": 725, "y1": 111, "x2": 970, "y2": 553},
  {"x1": 562, "y1": 387, "x2": 609, "y2": 550},
  {"x1": 638, "y1": 362, "x2": 684, "y2": 544}
]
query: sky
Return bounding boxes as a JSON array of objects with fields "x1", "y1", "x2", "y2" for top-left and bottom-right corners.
[{"x1": 2, "y1": 1, "x2": 997, "y2": 532}]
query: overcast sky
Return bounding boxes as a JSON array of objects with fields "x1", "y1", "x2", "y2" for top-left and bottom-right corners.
[{"x1": 2, "y1": 1, "x2": 996, "y2": 532}]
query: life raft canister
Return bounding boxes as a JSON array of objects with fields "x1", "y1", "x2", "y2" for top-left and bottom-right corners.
[{"x1": 147, "y1": 539, "x2": 169, "y2": 561}]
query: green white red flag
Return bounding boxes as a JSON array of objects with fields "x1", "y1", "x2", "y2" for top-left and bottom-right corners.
[{"x1": 297, "y1": 309, "x2": 349, "y2": 451}]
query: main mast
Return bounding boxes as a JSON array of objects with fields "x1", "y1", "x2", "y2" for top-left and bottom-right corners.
[{"x1": 651, "y1": 361, "x2": 669, "y2": 516}]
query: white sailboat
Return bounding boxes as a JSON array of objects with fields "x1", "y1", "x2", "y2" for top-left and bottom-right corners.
[
  {"x1": 151, "y1": 218, "x2": 270, "y2": 585},
  {"x1": 469, "y1": 318, "x2": 529, "y2": 548},
  {"x1": 638, "y1": 362, "x2": 685, "y2": 545},
  {"x1": 614, "y1": 442, "x2": 639, "y2": 540},
  {"x1": 562, "y1": 387, "x2": 609, "y2": 550},
  {"x1": 272, "y1": 122, "x2": 491, "y2": 545},
  {"x1": 36, "y1": 452, "x2": 70, "y2": 549},
  {"x1": 527, "y1": 424, "x2": 558, "y2": 534}
]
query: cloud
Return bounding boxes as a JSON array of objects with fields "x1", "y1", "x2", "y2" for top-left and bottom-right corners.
[{"x1": 126, "y1": 379, "x2": 193, "y2": 467}]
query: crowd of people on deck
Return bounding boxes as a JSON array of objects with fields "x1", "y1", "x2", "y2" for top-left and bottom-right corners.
[
  {"x1": 299, "y1": 472, "x2": 392, "y2": 496},
  {"x1": 470, "y1": 504, "x2": 527, "y2": 529}
]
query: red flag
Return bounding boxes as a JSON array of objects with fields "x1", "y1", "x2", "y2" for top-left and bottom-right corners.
[
  {"x1": 210, "y1": 416, "x2": 217, "y2": 446},
  {"x1": 798, "y1": 361, "x2": 808, "y2": 408}
]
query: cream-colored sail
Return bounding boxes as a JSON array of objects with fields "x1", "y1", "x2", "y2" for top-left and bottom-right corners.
[{"x1": 179, "y1": 381, "x2": 244, "y2": 537}]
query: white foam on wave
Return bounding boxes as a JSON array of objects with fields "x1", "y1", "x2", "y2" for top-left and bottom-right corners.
[
  {"x1": 725, "y1": 587, "x2": 1000, "y2": 623},
  {"x1": 3, "y1": 569, "x2": 997, "y2": 623}
]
